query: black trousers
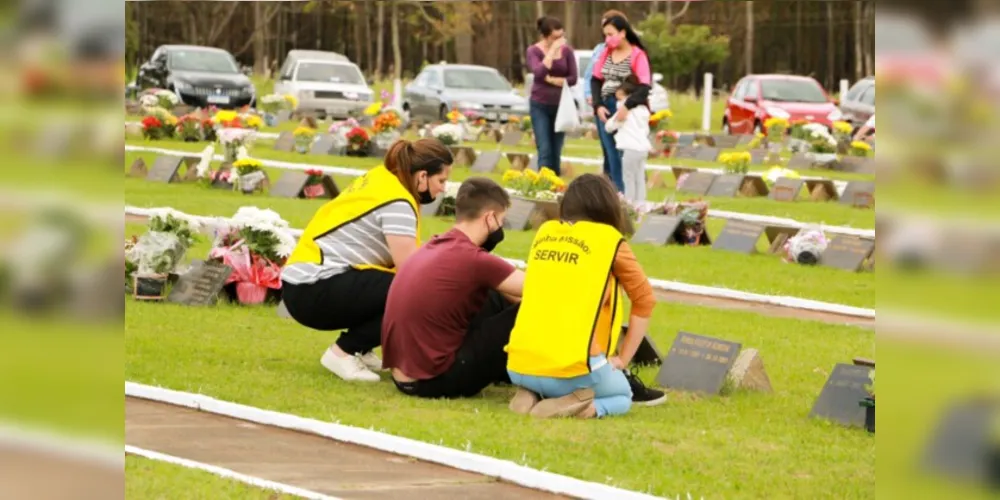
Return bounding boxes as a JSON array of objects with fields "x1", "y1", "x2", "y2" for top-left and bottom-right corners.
[
  {"x1": 394, "y1": 291, "x2": 519, "y2": 399},
  {"x1": 281, "y1": 269, "x2": 393, "y2": 355}
]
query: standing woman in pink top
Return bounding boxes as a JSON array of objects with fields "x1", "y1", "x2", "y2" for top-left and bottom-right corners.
[{"x1": 589, "y1": 16, "x2": 652, "y2": 194}]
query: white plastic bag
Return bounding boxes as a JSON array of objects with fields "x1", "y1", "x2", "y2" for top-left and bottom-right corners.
[{"x1": 554, "y1": 82, "x2": 580, "y2": 133}]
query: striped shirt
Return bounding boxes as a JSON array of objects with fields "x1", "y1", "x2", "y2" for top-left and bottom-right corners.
[
  {"x1": 281, "y1": 201, "x2": 417, "y2": 284},
  {"x1": 601, "y1": 54, "x2": 633, "y2": 98}
]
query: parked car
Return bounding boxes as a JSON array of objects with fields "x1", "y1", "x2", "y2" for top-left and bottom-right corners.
[
  {"x1": 403, "y1": 64, "x2": 528, "y2": 123},
  {"x1": 137, "y1": 45, "x2": 255, "y2": 109},
  {"x1": 840, "y1": 76, "x2": 875, "y2": 131},
  {"x1": 274, "y1": 50, "x2": 375, "y2": 119},
  {"x1": 723, "y1": 74, "x2": 843, "y2": 135}
]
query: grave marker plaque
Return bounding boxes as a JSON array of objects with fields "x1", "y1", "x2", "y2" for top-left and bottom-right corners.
[
  {"x1": 706, "y1": 174, "x2": 745, "y2": 198},
  {"x1": 769, "y1": 177, "x2": 805, "y2": 202},
  {"x1": 840, "y1": 181, "x2": 875, "y2": 208},
  {"x1": 787, "y1": 153, "x2": 813, "y2": 170},
  {"x1": 503, "y1": 197, "x2": 536, "y2": 231},
  {"x1": 841, "y1": 156, "x2": 875, "y2": 175},
  {"x1": 127, "y1": 158, "x2": 148, "y2": 178},
  {"x1": 808, "y1": 363, "x2": 873, "y2": 428},
  {"x1": 748, "y1": 149, "x2": 768, "y2": 165},
  {"x1": 166, "y1": 260, "x2": 234, "y2": 306},
  {"x1": 921, "y1": 400, "x2": 1000, "y2": 484},
  {"x1": 310, "y1": 134, "x2": 338, "y2": 155},
  {"x1": 270, "y1": 171, "x2": 337, "y2": 199},
  {"x1": 470, "y1": 151, "x2": 502, "y2": 173},
  {"x1": 677, "y1": 172, "x2": 717, "y2": 196},
  {"x1": 805, "y1": 179, "x2": 839, "y2": 202},
  {"x1": 821, "y1": 235, "x2": 875, "y2": 272},
  {"x1": 507, "y1": 153, "x2": 531, "y2": 171},
  {"x1": 631, "y1": 215, "x2": 682, "y2": 246},
  {"x1": 710, "y1": 135, "x2": 741, "y2": 149},
  {"x1": 500, "y1": 130, "x2": 523, "y2": 147},
  {"x1": 450, "y1": 146, "x2": 477, "y2": 166},
  {"x1": 655, "y1": 332, "x2": 742, "y2": 395},
  {"x1": 527, "y1": 156, "x2": 539, "y2": 171},
  {"x1": 712, "y1": 220, "x2": 765, "y2": 254},
  {"x1": 146, "y1": 156, "x2": 183, "y2": 183},
  {"x1": 676, "y1": 134, "x2": 696, "y2": 147},
  {"x1": 764, "y1": 225, "x2": 802, "y2": 254},
  {"x1": 616, "y1": 326, "x2": 663, "y2": 366},
  {"x1": 273, "y1": 131, "x2": 295, "y2": 152},
  {"x1": 694, "y1": 147, "x2": 721, "y2": 162},
  {"x1": 740, "y1": 176, "x2": 770, "y2": 197},
  {"x1": 672, "y1": 146, "x2": 698, "y2": 160}
]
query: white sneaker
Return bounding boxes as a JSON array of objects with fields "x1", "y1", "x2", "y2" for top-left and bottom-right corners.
[
  {"x1": 320, "y1": 349, "x2": 380, "y2": 382},
  {"x1": 358, "y1": 351, "x2": 384, "y2": 372}
]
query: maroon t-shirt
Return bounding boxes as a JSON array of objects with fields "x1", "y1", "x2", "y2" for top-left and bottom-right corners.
[{"x1": 382, "y1": 229, "x2": 516, "y2": 379}]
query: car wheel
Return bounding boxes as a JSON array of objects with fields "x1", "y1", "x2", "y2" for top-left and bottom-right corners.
[
  {"x1": 753, "y1": 121, "x2": 763, "y2": 135},
  {"x1": 439, "y1": 105, "x2": 448, "y2": 121},
  {"x1": 722, "y1": 120, "x2": 730, "y2": 135}
]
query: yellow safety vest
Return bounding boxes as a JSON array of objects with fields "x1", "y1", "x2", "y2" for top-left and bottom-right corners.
[
  {"x1": 286, "y1": 165, "x2": 421, "y2": 273},
  {"x1": 506, "y1": 220, "x2": 625, "y2": 378}
]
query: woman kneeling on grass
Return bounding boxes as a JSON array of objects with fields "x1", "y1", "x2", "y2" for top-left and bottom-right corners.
[
  {"x1": 281, "y1": 138, "x2": 452, "y2": 382},
  {"x1": 505, "y1": 174, "x2": 665, "y2": 418}
]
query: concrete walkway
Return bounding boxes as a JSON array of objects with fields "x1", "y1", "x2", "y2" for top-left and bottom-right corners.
[{"x1": 125, "y1": 397, "x2": 565, "y2": 499}]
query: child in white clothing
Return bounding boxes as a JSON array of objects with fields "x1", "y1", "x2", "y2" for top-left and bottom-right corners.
[{"x1": 603, "y1": 76, "x2": 652, "y2": 203}]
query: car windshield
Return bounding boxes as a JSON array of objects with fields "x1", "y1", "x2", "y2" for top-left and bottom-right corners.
[
  {"x1": 168, "y1": 50, "x2": 239, "y2": 73},
  {"x1": 760, "y1": 79, "x2": 828, "y2": 103},
  {"x1": 296, "y1": 62, "x2": 365, "y2": 84},
  {"x1": 444, "y1": 69, "x2": 511, "y2": 91},
  {"x1": 578, "y1": 57, "x2": 591, "y2": 78}
]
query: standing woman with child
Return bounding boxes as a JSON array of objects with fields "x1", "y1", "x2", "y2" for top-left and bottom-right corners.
[
  {"x1": 526, "y1": 16, "x2": 578, "y2": 177},
  {"x1": 590, "y1": 16, "x2": 652, "y2": 194}
]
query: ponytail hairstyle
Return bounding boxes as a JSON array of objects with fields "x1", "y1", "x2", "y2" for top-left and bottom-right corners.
[
  {"x1": 383, "y1": 138, "x2": 454, "y2": 200},
  {"x1": 603, "y1": 15, "x2": 647, "y2": 54}
]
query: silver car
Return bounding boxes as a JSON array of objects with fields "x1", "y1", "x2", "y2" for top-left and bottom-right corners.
[
  {"x1": 274, "y1": 50, "x2": 375, "y2": 119},
  {"x1": 403, "y1": 64, "x2": 528, "y2": 123}
]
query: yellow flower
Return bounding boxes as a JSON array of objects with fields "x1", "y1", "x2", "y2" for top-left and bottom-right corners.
[
  {"x1": 851, "y1": 141, "x2": 872, "y2": 151},
  {"x1": 832, "y1": 121, "x2": 853, "y2": 134},
  {"x1": 213, "y1": 110, "x2": 238, "y2": 124},
  {"x1": 283, "y1": 94, "x2": 299, "y2": 110},
  {"x1": 538, "y1": 167, "x2": 557, "y2": 179},
  {"x1": 294, "y1": 126, "x2": 316, "y2": 137},
  {"x1": 718, "y1": 152, "x2": 731, "y2": 163},
  {"x1": 755, "y1": 132, "x2": 765, "y2": 138},
  {"x1": 164, "y1": 114, "x2": 178, "y2": 126},
  {"x1": 502, "y1": 169, "x2": 523, "y2": 183},
  {"x1": 523, "y1": 169, "x2": 539, "y2": 181},
  {"x1": 363, "y1": 102, "x2": 383, "y2": 116},
  {"x1": 764, "y1": 117, "x2": 789, "y2": 130},
  {"x1": 244, "y1": 115, "x2": 263, "y2": 129},
  {"x1": 651, "y1": 110, "x2": 673, "y2": 121},
  {"x1": 550, "y1": 176, "x2": 566, "y2": 189},
  {"x1": 233, "y1": 158, "x2": 262, "y2": 169}
]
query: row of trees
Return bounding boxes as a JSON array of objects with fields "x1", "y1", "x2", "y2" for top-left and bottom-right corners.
[{"x1": 126, "y1": 1, "x2": 875, "y2": 91}]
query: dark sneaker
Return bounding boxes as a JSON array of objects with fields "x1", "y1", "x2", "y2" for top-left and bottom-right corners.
[{"x1": 625, "y1": 369, "x2": 667, "y2": 406}]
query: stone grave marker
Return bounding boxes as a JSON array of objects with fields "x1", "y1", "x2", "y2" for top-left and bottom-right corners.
[
  {"x1": 655, "y1": 332, "x2": 742, "y2": 395},
  {"x1": 737, "y1": 134, "x2": 755, "y2": 146},
  {"x1": 616, "y1": 325, "x2": 663, "y2": 366},
  {"x1": 672, "y1": 146, "x2": 698, "y2": 160},
  {"x1": 450, "y1": 146, "x2": 477, "y2": 167},
  {"x1": 470, "y1": 151, "x2": 502, "y2": 173},
  {"x1": 507, "y1": 152, "x2": 531, "y2": 171},
  {"x1": 769, "y1": 177, "x2": 805, "y2": 202},
  {"x1": 841, "y1": 156, "x2": 875, "y2": 174},
  {"x1": 500, "y1": 130, "x2": 523, "y2": 147},
  {"x1": 127, "y1": 158, "x2": 148, "y2": 178},
  {"x1": 853, "y1": 357, "x2": 875, "y2": 368},
  {"x1": 273, "y1": 131, "x2": 295, "y2": 152},
  {"x1": 631, "y1": 215, "x2": 682, "y2": 246},
  {"x1": 271, "y1": 171, "x2": 339, "y2": 199},
  {"x1": 821, "y1": 235, "x2": 875, "y2": 272},
  {"x1": 787, "y1": 153, "x2": 813, "y2": 170},
  {"x1": 727, "y1": 348, "x2": 773, "y2": 393},
  {"x1": 503, "y1": 197, "x2": 537, "y2": 231},
  {"x1": 310, "y1": 134, "x2": 339, "y2": 155},
  {"x1": 921, "y1": 399, "x2": 1000, "y2": 485},
  {"x1": 706, "y1": 174, "x2": 745, "y2": 198},
  {"x1": 166, "y1": 260, "x2": 234, "y2": 306},
  {"x1": 808, "y1": 363, "x2": 873, "y2": 428},
  {"x1": 677, "y1": 171, "x2": 717, "y2": 196},
  {"x1": 676, "y1": 133, "x2": 696, "y2": 147},
  {"x1": 710, "y1": 135, "x2": 741, "y2": 149},
  {"x1": 694, "y1": 147, "x2": 721, "y2": 162},
  {"x1": 146, "y1": 156, "x2": 186, "y2": 183},
  {"x1": 275, "y1": 109, "x2": 292, "y2": 124},
  {"x1": 712, "y1": 220, "x2": 765, "y2": 254},
  {"x1": 805, "y1": 179, "x2": 839, "y2": 202},
  {"x1": 840, "y1": 181, "x2": 875, "y2": 209},
  {"x1": 764, "y1": 225, "x2": 802, "y2": 254}
]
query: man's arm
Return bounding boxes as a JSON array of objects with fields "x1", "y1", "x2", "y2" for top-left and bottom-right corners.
[{"x1": 495, "y1": 269, "x2": 525, "y2": 299}]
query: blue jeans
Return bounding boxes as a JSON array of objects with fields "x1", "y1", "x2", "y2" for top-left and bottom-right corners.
[
  {"x1": 508, "y1": 355, "x2": 633, "y2": 418},
  {"x1": 529, "y1": 101, "x2": 565, "y2": 176},
  {"x1": 596, "y1": 95, "x2": 625, "y2": 192}
]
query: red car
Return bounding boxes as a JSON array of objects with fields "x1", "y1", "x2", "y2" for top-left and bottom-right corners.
[{"x1": 722, "y1": 74, "x2": 843, "y2": 135}]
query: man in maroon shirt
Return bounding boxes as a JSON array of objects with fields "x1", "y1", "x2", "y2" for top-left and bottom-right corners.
[{"x1": 382, "y1": 177, "x2": 525, "y2": 399}]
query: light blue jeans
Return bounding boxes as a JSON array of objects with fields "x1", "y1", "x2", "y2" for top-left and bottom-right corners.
[{"x1": 508, "y1": 355, "x2": 633, "y2": 418}]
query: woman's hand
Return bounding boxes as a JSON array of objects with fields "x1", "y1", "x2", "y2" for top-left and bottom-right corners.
[
  {"x1": 609, "y1": 356, "x2": 627, "y2": 370},
  {"x1": 597, "y1": 106, "x2": 610, "y2": 123},
  {"x1": 544, "y1": 75, "x2": 564, "y2": 87}
]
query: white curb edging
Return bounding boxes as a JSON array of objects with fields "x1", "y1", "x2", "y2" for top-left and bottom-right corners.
[
  {"x1": 125, "y1": 382, "x2": 664, "y2": 500},
  {"x1": 123, "y1": 205, "x2": 875, "y2": 320},
  {"x1": 124, "y1": 144, "x2": 875, "y2": 239},
  {"x1": 126, "y1": 444, "x2": 337, "y2": 499}
]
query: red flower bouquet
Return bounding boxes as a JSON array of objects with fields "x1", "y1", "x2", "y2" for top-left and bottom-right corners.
[
  {"x1": 141, "y1": 116, "x2": 164, "y2": 140},
  {"x1": 345, "y1": 127, "x2": 370, "y2": 152},
  {"x1": 303, "y1": 169, "x2": 326, "y2": 198}
]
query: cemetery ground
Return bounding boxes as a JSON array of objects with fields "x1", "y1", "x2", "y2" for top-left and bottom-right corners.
[{"x1": 126, "y1": 456, "x2": 297, "y2": 500}]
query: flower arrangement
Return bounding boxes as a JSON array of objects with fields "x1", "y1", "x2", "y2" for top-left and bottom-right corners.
[
  {"x1": 649, "y1": 109, "x2": 673, "y2": 131},
  {"x1": 849, "y1": 140, "x2": 873, "y2": 157},
  {"x1": 363, "y1": 101, "x2": 384, "y2": 116},
  {"x1": 832, "y1": 120, "x2": 853, "y2": 142},
  {"x1": 431, "y1": 123, "x2": 464, "y2": 146},
  {"x1": 345, "y1": 127, "x2": 370, "y2": 153},
  {"x1": 502, "y1": 167, "x2": 565, "y2": 199},
  {"x1": 303, "y1": 168, "x2": 326, "y2": 198},
  {"x1": 764, "y1": 117, "x2": 789, "y2": 143},
  {"x1": 207, "y1": 207, "x2": 294, "y2": 305},
  {"x1": 763, "y1": 166, "x2": 801, "y2": 186},
  {"x1": 783, "y1": 226, "x2": 829, "y2": 265},
  {"x1": 802, "y1": 123, "x2": 838, "y2": 154},
  {"x1": 446, "y1": 109, "x2": 467, "y2": 124},
  {"x1": 141, "y1": 116, "x2": 165, "y2": 140},
  {"x1": 218, "y1": 128, "x2": 256, "y2": 163},
  {"x1": 231, "y1": 158, "x2": 266, "y2": 194},
  {"x1": 284, "y1": 94, "x2": 299, "y2": 110},
  {"x1": 719, "y1": 151, "x2": 751, "y2": 175},
  {"x1": 243, "y1": 114, "x2": 263, "y2": 130},
  {"x1": 518, "y1": 115, "x2": 532, "y2": 132},
  {"x1": 655, "y1": 130, "x2": 679, "y2": 155},
  {"x1": 175, "y1": 115, "x2": 202, "y2": 142},
  {"x1": 293, "y1": 126, "x2": 316, "y2": 153},
  {"x1": 258, "y1": 93, "x2": 296, "y2": 114},
  {"x1": 373, "y1": 110, "x2": 403, "y2": 135},
  {"x1": 139, "y1": 89, "x2": 179, "y2": 110},
  {"x1": 125, "y1": 210, "x2": 201, "y2": 299},
  {"x1": 212, "y1": 110, "x2": 243, "y2": 128}
]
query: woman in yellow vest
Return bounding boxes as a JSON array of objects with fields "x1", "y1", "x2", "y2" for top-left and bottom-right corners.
[
  {"x1": 281, "y1": 138, "x2": 453, "y2": 383},
  {"x1": 506, "y1": 174, "x2": 661, "y2": 418}
]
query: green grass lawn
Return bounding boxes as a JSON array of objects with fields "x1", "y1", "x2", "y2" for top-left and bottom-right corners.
[
  {"x1": 124, "y1": 139, "x2": 876, "y2": 230},
  {"x1": 126, "y1": 456, "x2": 297, "y2": 499},
  {"x1": 125, "y1": 295, "x2": 874, "y2": 499}
]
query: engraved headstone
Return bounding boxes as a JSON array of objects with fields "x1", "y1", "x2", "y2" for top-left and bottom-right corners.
[
  {"x1": 500, "y1": 130, "x2": 523, "y2": 147},
  {"x1": 166, "y1": 261, "x2": 234, "y2": 306},
  {"x1": 840, "y1": 181, "x2": 875, "y2": 208},
  {"x1": 694, "y1": 147, "x2": 721, "y2": 162},
  {"x1": 712, "y1": 220, "x2": 765, "y2": 254},
  {"x1": 616, "y1": 326, "x2": 664, "y2": 366},
  {"x1": 471, "y1": 151, "x2": 502, "y2": 173},
  {"x1": 706, "y1": 174, "x2": 745, "y2": 198},
  {"x1": 821, "y1": 235, "x2": 875, "y2": 272},
  {"x1": 273, "y1": 131, "x2": 295, "y2": 152},
  {"x1": 808, "y1": 363, "x2": 873, "y2": 427},
  {"x1": 655, "y1": 332, "x2": 742, "y2": 395},
  {"x1": 503, "y1": 197, "x2": 536, "y2": 231},
  {"x1": 769, "y1": 177, "x2": 805, "y2": 202},
  {"x1": 677, "y1": 172, "x2": 717, "y2": 196},
  {"x1": 146, "y1": 156, "x2": 183, "y2": 183},
  {"x1": 310, "y1": 134, "x2": 338, "y2": 155},
  {"x1": 631, "y1": 215, "x2": 682, "y2": 246}
]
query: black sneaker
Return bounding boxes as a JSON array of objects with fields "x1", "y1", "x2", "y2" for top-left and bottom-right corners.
[{"x1": 625, "y1": 369, "x2": 667, "y2": 406}]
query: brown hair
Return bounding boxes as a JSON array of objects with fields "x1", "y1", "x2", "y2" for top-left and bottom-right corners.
[
  {"x1": 536, "y1": 16, "x2": 563, "y2": 37},
  {"x1": 559, "y1": 174, "x2": 629, "y2": 234},
  {"x1": 383, "y1": 138, "x2": 453, "y2": 200},
  {"x1": 602, "y1": 9, "x2": 627, "y2": 23},
  {"x1": 455, "y1": 177, "x2": 511, "y2": 221}
]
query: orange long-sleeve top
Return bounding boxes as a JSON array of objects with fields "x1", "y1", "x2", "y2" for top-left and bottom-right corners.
[{"x1": 590, "y1": 241, "x2": 655, "y2": 356}]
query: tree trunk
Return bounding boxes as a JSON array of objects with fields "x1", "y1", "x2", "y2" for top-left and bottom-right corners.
[
  {"x1": 375, "y1": 1, "x2": 385, "y2": 81},
  {"x1": 795, "y1": 0, "x2": 803, "y2": 74},
  {"x1": 353, "y1": 3, "x2": 364, "y2": 69},
  {"x1": 563, "y1": 0, "x2": 574, "y2": 47},
  {"x1": 253, "y1": 2, "x2": 265, "y2": 75},
  {"x1": 535, "y1": 1, "x2": 543, "y2": 19},
  {"x1": 826, "y1": 1, "x2": 835, "y2": 90},
  {"x1": 745, "y1": 1, "x2": 754, "y2": 75},
  {"x1": 853, "y1": 1, "x2": 863, "y2": 81},
  {"x1": 391, "y1": 0, "x2": 402, "y2": 80}
]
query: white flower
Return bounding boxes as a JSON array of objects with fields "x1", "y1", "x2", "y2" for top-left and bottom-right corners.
[
  {"x1": 196, "y1": 145, "x2": 215, "y2": 179},
  {"x1": 139, "y1": 94, "x2": 158, "y2": 108},
  {"x1": 232, "y1": 207, "x2": 289, "y2": 229},
  {"x1": 260, "y1": 94, "x2": 285, "y2": 104},
  {"x1": 147, "y1": 207, "x2": 203, "y2": 233},
  {"x1": 218, "y1": 128, "x2": 256, "y2": 145},
  {"x1": 431, "y1": 123, "x2": 464, "y2": 144}
]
